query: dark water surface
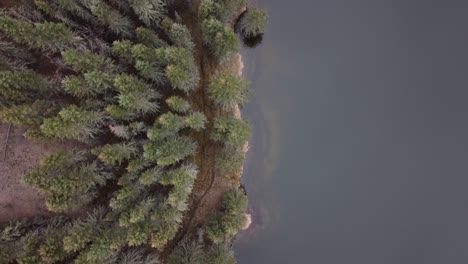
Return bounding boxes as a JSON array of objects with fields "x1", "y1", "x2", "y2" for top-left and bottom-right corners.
[{"x1": 235, "y1": 1, "x2": 468, "y2": 263}]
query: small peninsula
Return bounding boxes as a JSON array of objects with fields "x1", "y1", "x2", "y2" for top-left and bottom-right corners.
[{"x1": 0, "y1": 0, "x2": 267, "y2": 263}]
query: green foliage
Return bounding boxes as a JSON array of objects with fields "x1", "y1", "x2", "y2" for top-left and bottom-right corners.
[
  {"x1": 238, "y1": 8, "x2": 268, "y2": 38},
  {"x1": 0, "y1": 70, "x2": 50, "y2": 104},
  {"x1": 166, "y1": 96, "x2": 191, "y2": 113},
  {"x1": 63, "y1": 208, "x2": 107, "y2": 253},
  {"x1": 129, "y1": 0, "x2": 165, "y2": 26},
  {"x1": 157, "y1": 47, "x2": 200, "y2": 92},
  {"x1": 138, "y1": 166, "x2": 163, "y2": 186},
  {"x1": 115, "y1": 248, "x2": 160, "y2": 264},
  {"x1": 62, "y1": 71, "x2": 114, "y2": 97},
  {"x1": 81, "y1": 0, "x2": 133, "y2": 37},
  {"x1": 114, "y1": 74, "x2": 160, "y2": 114},
  {"x1": 168, "y1": 238, "x2": 205, "y2": 264},
  {"x1": 206, "y1": 212, "x2": 225, "y2": 244},
  {"x1": 136, "y1": 27, "x2": 167, "y2": 48},
  {"x1": 205, "y1": 245, "x2": 237, "y2": 264},
  {"x1": 97, "y1": 143, "x2": 138, "y2": 165},
  {"x1": 163, "y1": 19, "x2": 195, "y2": 50},
  {"x1": 201, "y1": 17, "x2": 239, "y2": 59},
  {"x1": 208, "y1": 72, "x2": 248, "y2": 109},
  {"x1": 184, "y1": 112, "x2": 207, "y2": 131},
  {"x1": 0, "y1": 14, "x2": 77, "y2": 52},
  {"x1": 23, "y1": 150, "x2": 112, "y2": 212},
  {"x1": 212, "y1": 117, "x2": 251, "y2": 146},
  {"x1": 0, "y1": 100, "x2": 59, "y2": 127},
  {"x1": 40, "y1": 105, "x2": 105, "y2": 142},
  {"x1": 112, "y1": 40, "x2": 134, "y2": 62},
  {"x1": 135, "y1": 60, "x2": 165, "y2": 83},
  {"x1": 110, "y1": 122, "x2": 147, "y2": 139},
  {"x1": 216, "y1": 147, "x2": 245, "y2": 174},
  {"x1": 207, "y1": 189, "x2": 248, "y2": 243},
  {"x1": 199, "y1": 0, "x2": 226, "y2": 21},
  {"x1": 144, "y1": 136, "x2": 197, "y2": 166},
  {"x1": 62, "y1": 49, "x2": 117, "y2": 73}
]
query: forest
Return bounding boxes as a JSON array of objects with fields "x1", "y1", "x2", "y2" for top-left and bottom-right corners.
[{"x1": 0, "y1": 0, "x2": 267, "y2": 263}]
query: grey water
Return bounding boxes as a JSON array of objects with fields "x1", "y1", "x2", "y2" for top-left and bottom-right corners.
[{"x1": 235, "y1": 1, "x2": 468, "y2": 263}]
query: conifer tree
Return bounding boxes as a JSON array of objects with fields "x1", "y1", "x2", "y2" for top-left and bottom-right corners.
[
  {"x1": 79, "y1": 0, "x2": 133, "y2": 37},
  {"x1": 208, "y1": 72, "x2": 248, "y2": 109},
  {"x1": 144, "y1": 136, "x2": 197, "y2": 166},
  {"x1": 163, "y1": 19, "x2": 195, "y2": 50},
  {"x1": 128, "y1": 0, "x2": 166, "y2": 26},
  {"x1": 96, "y1": 143, "x2": 138, "y2": 165},
  {"x1": 0, "y1": 71, "x2": 50, "y2": 104},
  {"x1": 0, "y1": 13, "x2": 78, "y2": 52},
  {"x1": 216, "y1": 147, "x2": 245, "y2": 174},
  {"x1": 166, "y1": 96, "x2": 191, "y2": 113},
  {"x1": 238, "y1": 8, "x2": 268, "y2": 38},
  {"x1": 168, "y1": 238, "x2": 205, "y2": 264},
  {"x1": 201, "y1": 17, "x2": 239, "y2": 59},
  {"x1": 114, "y1": 74, "x2": 160, "y2": 114},
  {"x1": 0, "y1": 100, "x2": 59, "y2": 127},
  {"x1": 40, "y1": 105, "x2": 105, "y2": 142},
  {"x1": 211, "y1": 117, "x2": 251, "y2": 146},
  {"x1": 205, "y1": 245, "x2": 237, "y2": 264},
  {"x1": 24, "y1": 150, "x2": 113, "y2": 212},
  {"x1": 136, "y1": 27, "x2": 167, "y2": 48}
]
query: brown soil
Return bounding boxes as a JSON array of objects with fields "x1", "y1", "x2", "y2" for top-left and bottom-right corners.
[{"x1": 0, "y1": 123, "x2": 79, "y2": 222}]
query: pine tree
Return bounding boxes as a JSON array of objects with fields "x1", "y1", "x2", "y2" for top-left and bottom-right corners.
[
  {"x1": 201, "y1": 17, "x2": 239, "y2": 59},
  {"x1": 24, "y1": 150, "x2": 113, "y2": 212},
  {"x1": 157, "y1": 47, "x2": 200, "y2": 92},
  {"x1": 136, "y1": 27, "x2": 167, "y2": 48},
  {"x1": 0, "y1": 100, "x2": 59, "y2": 127},
  {"x1": 139, "y1": 166, "x2": 164, "y2": 186},
  {"x1": 163, "y1": 18, "x2": 195, "y2": 50},
  {"x1": 168, "y1": 238, "x2": 205, "y2": 264},
  {"x1": 61, "y1": 49, "x2": 117, "y2": 73},
  {"x1": 216, "y1": 147, "x2": 245, "y2": 174},
  {"x1": 166, "y1": 96, "x2": 191, "y2": 113},
  {"x1": 62, "y1": 208, "x2": 108, "y2": 253},
  {"x1": 0, "y1": 13, "x2": 78, "y2": 52},
  {"x1": 208, "y1": 72, "x2": 248, "y2": 109},
  {"x1": 128, "y1": 0, "x2": 166, "y2": 26},
  {"x1": 211, "y1": 117, "x2": 251, "y2": 146},
  {"x1": 80, "y1": 0, "x2": 133, "y2": 37},
  {"x1": 96, "y1": 143, "x2": 138, "y2": 165},
  {"x1": 184, "y1": 112, "x2": 207, "y2": 131},
  {"x1": 114, "y1": 74, "x2": 160, "y2": 114},
  {"x1": 62, "y1": 71, "x2": 114, "y2": 97},
  {"x1": 144, "y1": 136, "x2": 197, "y2": 166},
  {"x1": 40, "y1": 105, "x2": 105, "y2": 142},
  {"x1": 204, "y1": 245, "x2": 237, "y2": 264},
  {"x1": 238, "y1": 8, "x2": 268, "y2": 38},
  {"x1": 0, "y1": 71, "x2": 50, "y2": 104}
]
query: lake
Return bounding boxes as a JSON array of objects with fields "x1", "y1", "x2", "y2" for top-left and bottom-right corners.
[{"x1": 235, "y1": 1, "x2": 468, "y2": 263}]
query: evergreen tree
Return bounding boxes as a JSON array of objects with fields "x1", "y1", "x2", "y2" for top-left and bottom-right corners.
[
  {"x1": 211, "y1": 117, "x2": 251, "y2": 146},
  {"x1": 0, "y1": 70, "x2": 50, "y2": 104},
  {"x1": 216, "y1": 147, "x2": 245, "y2": 174},
  {"x1": 201, "y1": 17, "x2": 239, "y2": 59},
  {"x1": 238, "y1": 8, "x2": 268, "y2": 38},
  {"x1": 166, "y1": 96, "x2": 191, "y2": 113},
  {"x1": 114, "y1": 74, "x2": 160, "y2": 114},
  {"x1": 144, "y1": 136, "x2": 197, "y2": 166},
  {"x1": 168, "y1": 238, "x2": 205, "y2": 264},
  {"x1": 128, "y1": 0, "x2": 166, "y2": 26},
  {"x1": 204, "y1": 245, "x2": 237, "y2": 264},
  {"x1": 184, "y1": 112, "x2": 207, "y2": 131},
  {"x1": 157, "y1": 47, "x2": 200, "y2": 92},
  {"x1": 40, "y1": 105, "x2": 105, "y2": 142},
  {"x1": 61, "y1": 49, "x2": 117, "y2": 73},
  {"x1": 0, "y1": 13, "x2": 78, "y2": 52},
  {"x1": 96, "y1": 143, "x2": 138, "y2": 165},
  {"x1": 80, "y1": 0, "x2": 133, "y2": 37},
  {"x1": 23, "y1": 150, "x2": 113, "y2": 212},
  {"x1": 62, "y1": 208, "x2": 108, "y2": 253},
  {"x1": 163, "y1": 18, "x2": 195, "y2": 50},
  {"x1": 208, "y1": 72, "x2": 248, "y2": 109},
  {"x1": 136, "y1": 27, "x2": 167, "y2": 48},
  {"x1": 0, "y1": 100, "x2": 59, "y2": 127}
]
